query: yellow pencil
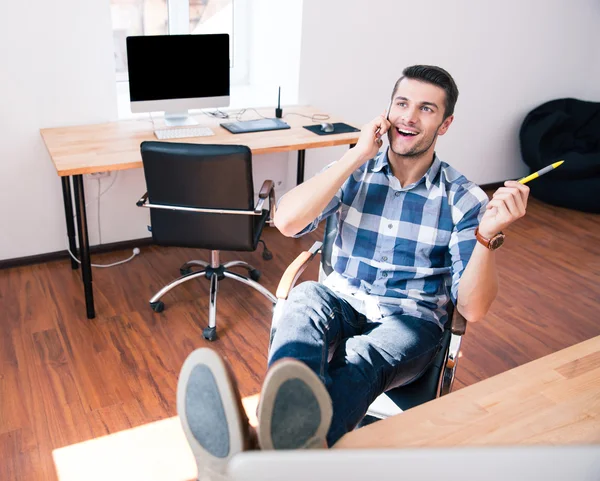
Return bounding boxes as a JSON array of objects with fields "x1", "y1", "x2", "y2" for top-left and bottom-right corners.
[{"x1": 518, "y1": 161, "x2": 564, "y2": 184}]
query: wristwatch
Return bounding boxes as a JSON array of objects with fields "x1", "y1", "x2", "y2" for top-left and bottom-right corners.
[{"x1": 475, "y1": 227, "x2": 505, "y2": 250}]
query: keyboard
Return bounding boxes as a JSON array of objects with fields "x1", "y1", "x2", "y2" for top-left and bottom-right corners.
[{"x1": 154, "y1": 127, "x2": 215, "y2": 140}]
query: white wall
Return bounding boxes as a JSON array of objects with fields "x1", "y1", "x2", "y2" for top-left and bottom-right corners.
[
  {"x1": 298, "y1": 0, "x2": 600, "y2": 184},
  {"x1": 593, "y1": 34, "x2": 600, "y2": 98},
  {"x1": 0, "y1": 0, "x2": 303, "y2": 261},
  {"x1": 0, "y1": 0, "x2": 117, "y2": 260}
]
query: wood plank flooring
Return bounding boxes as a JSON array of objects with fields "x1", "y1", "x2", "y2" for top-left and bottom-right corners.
[{"x1": 0, "y1": 194, "x2": 599, "y2": 481}]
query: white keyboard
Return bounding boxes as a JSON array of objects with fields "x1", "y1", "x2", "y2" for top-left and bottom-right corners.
[{"x1": 154, "y1": 127, "x2": 215, "y2": 140}]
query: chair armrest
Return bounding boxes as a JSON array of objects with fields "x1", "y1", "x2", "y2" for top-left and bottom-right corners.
[
  {"x1": 139, "y1": 201, "x2": 260, "y2": 216},
  {"x1": 136, "y1": 192, "x2": 149, "y2": 207},
  {"x1": 450, "y1": 305, "x2": 467, "y2": 336},
  {"x1": 255, "y1": 180, "x2": 275, "y2": 214},
  {"x1": 438, "y1": 301, "x2": 467, "y2": 396},
  {"x1": 445, "y1": 333, "x2": 462, "y2": 369},
  {"x1": 259, "y1": 180, "x2": 274, "y2": 199},
  {"x1": 275, "y1": 242, "x2": 322, "y2": 299},
  {"x1": 439, "y1": 331, "x2": 462, "y2": 396}
]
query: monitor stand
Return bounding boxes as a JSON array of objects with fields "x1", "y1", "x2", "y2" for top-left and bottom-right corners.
[{"x1": 164, "y1": 110, "x2": 199, "y2": 127}]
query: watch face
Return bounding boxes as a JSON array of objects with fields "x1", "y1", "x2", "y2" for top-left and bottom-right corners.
[{"x1": 490, "y1": 234, "x2": 505, "y2": 250}]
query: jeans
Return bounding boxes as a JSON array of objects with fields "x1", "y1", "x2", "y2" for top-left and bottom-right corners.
[{"x1": 268, "y1": 281, "x2": 444, "y2": 446}]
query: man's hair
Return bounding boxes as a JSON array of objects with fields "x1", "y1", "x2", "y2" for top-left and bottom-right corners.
[{"x1": 392, "y1": 65, "x2": 459, "y2": 119}]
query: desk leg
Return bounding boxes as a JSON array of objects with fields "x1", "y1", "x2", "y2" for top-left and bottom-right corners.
[
  {"x1": 72, "y1": 175, "x2": 95, "y2": 319},
  {"x1": 61, "y1": 176, "x2": 79, "y2": 270},
  {"x1": 296, "y1": 150, "x2": 306, "y2": 185}
]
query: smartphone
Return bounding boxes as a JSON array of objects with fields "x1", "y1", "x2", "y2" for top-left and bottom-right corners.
[{"x1": 376, "y1": 99, "x2": 394, "y2": 139}]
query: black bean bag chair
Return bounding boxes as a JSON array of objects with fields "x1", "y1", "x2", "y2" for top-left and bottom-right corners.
[{"x1": 519, "y1": 98, "x2": 600, "y2": 213}]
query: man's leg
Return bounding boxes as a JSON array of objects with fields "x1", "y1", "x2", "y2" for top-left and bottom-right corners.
[
  {"x1": 325, "y1": 315, "x2": 444, "y2": 446},
  {"x1": 262, "y1": 281, "x2": 366, "y2": 449},
  {"x1": 268, "y1": 281, "x2": 366, "y2": 383}
]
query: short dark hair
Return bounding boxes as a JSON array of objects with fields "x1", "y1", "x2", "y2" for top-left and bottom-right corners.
[{"x1": 392, "y1": 65, "x2": 459, "y2": 119}]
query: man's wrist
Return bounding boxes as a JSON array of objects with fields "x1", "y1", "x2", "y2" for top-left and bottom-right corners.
[
  {"x1": 475, "y1": 226, "x2": 506, "y2": 251},
  {"x1": 347, "y1": 147, "x2": 371, "y2": 167},
  {"x1": 477, "y1": 227, "x2": 499, "y2": 240}
]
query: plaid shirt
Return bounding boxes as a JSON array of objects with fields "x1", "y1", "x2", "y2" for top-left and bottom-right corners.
[{"x1": 294, "y1": 150, "x2": 489, "y2": 329}]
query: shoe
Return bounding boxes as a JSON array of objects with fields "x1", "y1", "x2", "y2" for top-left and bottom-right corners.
[
  {"x1": 177, "y1": 348, "x2": 252, "y2": 478},
  {"x1": 257, "y1": 358, "x2": 332, "y2": 450}
]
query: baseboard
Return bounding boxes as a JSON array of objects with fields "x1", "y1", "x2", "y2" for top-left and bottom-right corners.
[{"x1": 0, "y1": 237, "x2": 153, "y2": 270}]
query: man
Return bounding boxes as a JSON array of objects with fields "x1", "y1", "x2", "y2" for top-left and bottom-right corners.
[{"x1": 177, "y1": 65, "x2": 530, "y2": 478}]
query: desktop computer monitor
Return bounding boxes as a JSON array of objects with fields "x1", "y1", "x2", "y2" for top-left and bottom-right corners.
[{"x1": 126, "y1": 34, "x2": 230, "y2": 126}]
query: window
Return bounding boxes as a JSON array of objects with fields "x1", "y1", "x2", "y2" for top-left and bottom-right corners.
[{"x1": 110, "y1": 0, "x2": 247, "y2": 84}]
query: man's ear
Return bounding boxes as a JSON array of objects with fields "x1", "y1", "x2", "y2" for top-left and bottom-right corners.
[{"x1": 438, "y1": 115, "x2": 454, "y2": 136}]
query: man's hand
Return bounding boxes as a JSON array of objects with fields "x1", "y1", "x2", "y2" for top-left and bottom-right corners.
[
  {"x1": 353, "y1": 112, "x2": 391, "y2": 163},
  {"x1": 478, "y1": 181, "x2": 530, "y2": 238}
]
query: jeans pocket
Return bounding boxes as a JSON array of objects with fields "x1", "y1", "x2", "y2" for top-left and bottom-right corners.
[{"x1": 335, "y1": 305, "x2": 366, "y2": 330}]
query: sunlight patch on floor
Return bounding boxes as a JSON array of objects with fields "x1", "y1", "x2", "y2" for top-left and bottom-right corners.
[{"x1": 53, "y1": 394, "x2": 261, "y2": 481}]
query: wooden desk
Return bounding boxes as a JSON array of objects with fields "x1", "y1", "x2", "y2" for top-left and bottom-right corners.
[
  {"x1": 40, "y1": 106, "x2": 360, "y2": 319},
  {"x1": 335, "y1": 335, "x2": 600, "y2": 449},
  {"x1": 50, "y1": 337, "x2": 600, "y2": 481}
]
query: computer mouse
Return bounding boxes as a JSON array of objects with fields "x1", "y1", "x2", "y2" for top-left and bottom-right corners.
[{"x1": 320, "y1": 122, "x2": 335, "y2": 133}]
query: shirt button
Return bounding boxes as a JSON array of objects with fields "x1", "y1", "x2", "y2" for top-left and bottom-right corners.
[
  {"x1": 382, "y1": 256, "x2": 388, "y2": 261},
  {"x1": 395, "y1": 192, "x2": 401, "y2": 197},
  {"x1": 381, "y1": 272, "x2": 388, "y2": 278},
  {"x1": 388, "y1": 224, "x2": 393, "y2": 229}
]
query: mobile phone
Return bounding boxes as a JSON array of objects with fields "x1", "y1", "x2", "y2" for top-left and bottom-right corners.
[{"x1": 376, "y1": 99, "x2": 393, "y2": 139}]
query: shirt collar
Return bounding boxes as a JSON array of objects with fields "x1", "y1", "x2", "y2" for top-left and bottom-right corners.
[
  {"x1": 373, "y1": 149, "x2": 441, "y2": 191},
  {"x1": 372, "y1": 150, "x2": 389, "y2": 173},
  {"x1": 424, "y1": 154, "x2": 441, "y2": 190}
]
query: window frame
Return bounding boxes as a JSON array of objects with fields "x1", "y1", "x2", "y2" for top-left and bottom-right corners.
[{"x1": 113, "y1": 0, "x2": 249, "y2": 86}]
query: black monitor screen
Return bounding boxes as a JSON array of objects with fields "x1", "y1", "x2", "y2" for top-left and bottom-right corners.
[{"x1": 126, "y1": 34, "x2": 230, "y2": 102}]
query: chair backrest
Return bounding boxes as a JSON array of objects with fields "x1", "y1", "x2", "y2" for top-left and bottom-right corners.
[
  {"x1": 140, "y1": 141, "x2": 264, "y2": 251},
  {"x1": 320, "y1": 214, "x2": 338, "y2": 278}
]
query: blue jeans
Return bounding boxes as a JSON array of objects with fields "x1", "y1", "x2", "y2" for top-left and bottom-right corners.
[{"x1": 268, "y1": 281, "x2": 444, "y2": 446}]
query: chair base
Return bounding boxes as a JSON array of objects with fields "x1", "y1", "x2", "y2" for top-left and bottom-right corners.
[{"x1": 149, "y1": 251, "x2": 277, "y2": 341}]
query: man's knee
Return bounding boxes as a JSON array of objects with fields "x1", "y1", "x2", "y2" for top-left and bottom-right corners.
[
  {"x1": 288, "y1": 281, "x2": 333, "y2": 305},
  {"x1": 279, "y1": 281, "x2": 339, "y2": 332}
]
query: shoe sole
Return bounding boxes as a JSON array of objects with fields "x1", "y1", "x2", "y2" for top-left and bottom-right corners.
[
  {"x1": 257, "y1": 359, "x2": 332, "y2": 450},
  {"x1": 177, "y1": 348, "x2": 247, "y2": 477}
]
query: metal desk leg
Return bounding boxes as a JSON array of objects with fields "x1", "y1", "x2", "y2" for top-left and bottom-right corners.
[
  {"x1": 72, "y1": 175, "x2": 95, "y2": 319},
  {"x1": 61, "y1": 176, "x2": 79, "y2": 270},
  {"x1": 297, "y1": 149, "x2": 306, "y2": 185}
]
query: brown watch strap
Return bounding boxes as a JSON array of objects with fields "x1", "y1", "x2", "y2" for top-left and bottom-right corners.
[
  {"x1": 475, "y1": 227, "x2": 505, "y2": 250},
  {"x1": 475, "y1": 227, "x2": 491, "y2": 248}
]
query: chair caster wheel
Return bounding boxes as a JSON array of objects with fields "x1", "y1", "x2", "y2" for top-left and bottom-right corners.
[
  {"x1": 150, "y1": 301, "x2": 165, "y2": 313},
  {"x1": 180, "y1": 267, "x2": 192, "y2": 275},
  {"x1": 250, "y1": 269, "x2": 261, "y2": 282},
  {"x1": 203, "y1": 327, "x2": 217, "y2": 341}
]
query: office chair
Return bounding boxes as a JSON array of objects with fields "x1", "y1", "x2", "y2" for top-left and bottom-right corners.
[
  {"x1": 273, "y1": 215, "x2": 467, "y2": 422},
  {"x1": 137, "y1": 142, "x2": 278, "y2": 341}
]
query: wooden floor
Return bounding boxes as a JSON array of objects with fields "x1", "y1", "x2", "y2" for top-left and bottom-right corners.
[{"x1": 1, "y1": 194, "x2": 599, "y2": 481}]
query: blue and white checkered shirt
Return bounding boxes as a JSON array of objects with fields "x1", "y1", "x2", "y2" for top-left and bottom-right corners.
[{"x1": 294, "y1": 150, "x2": 489, "y2": 329}]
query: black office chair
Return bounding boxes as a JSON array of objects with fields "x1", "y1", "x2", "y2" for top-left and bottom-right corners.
[
  {"x1": 137, "y1": 142, "x2": 278, "y2": 341},
  {"x1": 273, "y1": 215, "x2": 467, "y2": 422}
]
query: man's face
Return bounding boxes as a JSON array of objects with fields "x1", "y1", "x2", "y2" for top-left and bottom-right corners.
[{"x1": 387, "y1": 78, "x2": 453, "y2": 158}]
